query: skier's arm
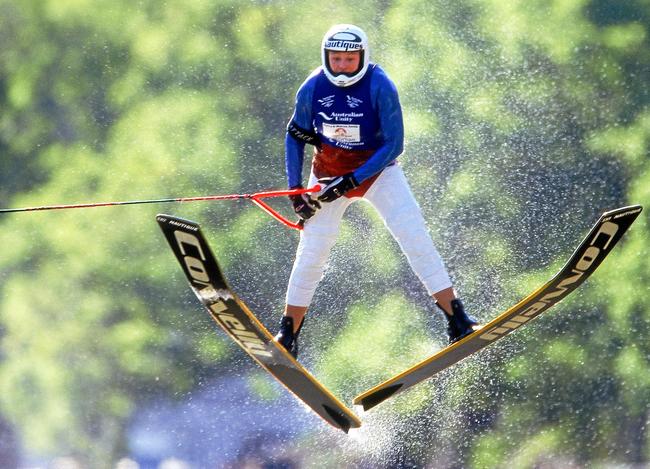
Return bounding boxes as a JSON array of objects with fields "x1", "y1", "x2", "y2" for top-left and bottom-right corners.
[
  {"x1": 285, "y1": 81, "x2": 317, "y2": 189},
  {"x1": 285, "y1": 134, "x2": 306, "y2": 189},
  {"x1": 351, "y1": 71, "x2": 404, "y2": 184}
]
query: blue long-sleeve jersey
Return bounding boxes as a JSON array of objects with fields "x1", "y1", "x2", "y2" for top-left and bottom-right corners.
[{"x1": 285, "y1": 64, "x2": 404, "y2": 188}]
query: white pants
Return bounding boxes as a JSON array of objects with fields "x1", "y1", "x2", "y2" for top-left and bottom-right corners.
[{"x1": 286, "y1": 164, "x2": 452, "y2": 307}]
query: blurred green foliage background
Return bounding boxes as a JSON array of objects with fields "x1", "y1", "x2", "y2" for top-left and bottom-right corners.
[{"x1": 0, "y1": 0, "x2": 648, "y2": 467}]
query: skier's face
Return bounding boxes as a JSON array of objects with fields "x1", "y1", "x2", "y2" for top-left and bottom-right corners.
[{"x1": 327, "y1": 51, "x2": 361, "y2": 74}]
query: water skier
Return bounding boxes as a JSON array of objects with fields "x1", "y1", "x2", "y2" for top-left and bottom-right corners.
[{"x1": 276, "y1": 24, "x2": 480, "y2": 358}]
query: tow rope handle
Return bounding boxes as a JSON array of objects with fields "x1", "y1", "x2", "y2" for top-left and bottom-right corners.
[{"x1": 247, "y1": 186, "x2": 320, "y2": 230}]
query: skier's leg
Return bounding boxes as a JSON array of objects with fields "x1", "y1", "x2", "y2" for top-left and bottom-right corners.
[
  {"x1": 364, "y1": 165, "x2": 453, "y2": 295},
  {"x1": 285, "y1": 195, "x2": 351, "y2": 307},
  {"x1": 364, "y1": 165, "x2": 480, "y2": 343},
  {"x1": 433, "y1": 286, "x2": 457, "y2": 315},
  {"x1": 276, "y1": 181, "x2": 353, "y2": 356}
]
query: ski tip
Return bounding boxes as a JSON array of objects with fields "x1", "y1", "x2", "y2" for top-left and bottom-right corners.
[
  {"x1": 155, "y1": 213, "x2": 202, "y2": 232},
  {"x1": 354, "y1": 383, "x2": 403, "y2": 411},
  {"x1": 322, "y1": 404, "x2": 359, "y2": 433},
  {"x1": 603, "y1": 204, "x2": 643, "y2": 219}
]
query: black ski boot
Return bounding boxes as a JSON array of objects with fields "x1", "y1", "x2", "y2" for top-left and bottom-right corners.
[
  {"x1": 443, "y1": 299, "x2": 481, "y2": 344},
  {"x1": 274, "y1": 316, "x2": 303, "y2": 359}
]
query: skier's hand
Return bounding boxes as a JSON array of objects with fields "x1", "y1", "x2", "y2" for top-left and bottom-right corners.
[
  {"x1": 317, "y1": 173, "x2": 359, "y2": 203},
  {"x1": 289, "y1": 190, "x2": 321, "y2": 220}
]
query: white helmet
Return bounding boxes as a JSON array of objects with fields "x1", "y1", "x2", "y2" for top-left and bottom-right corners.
[{"x1": 321, "y1": 24, "x2": 370, "y2": 87}]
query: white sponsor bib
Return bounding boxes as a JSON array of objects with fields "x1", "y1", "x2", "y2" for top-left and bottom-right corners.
[{"x1": 322, "y1": 123, "x2": 361, "y2": 143}]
